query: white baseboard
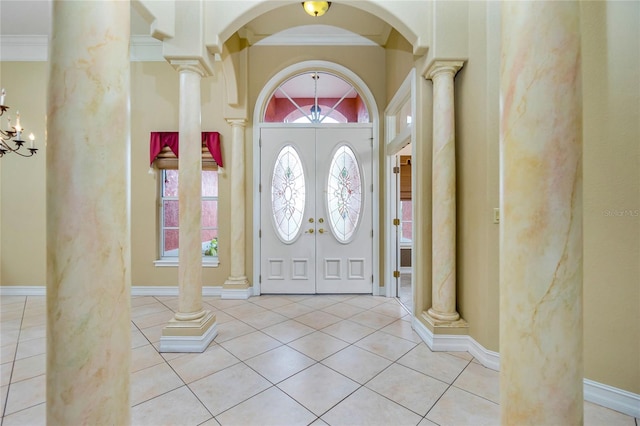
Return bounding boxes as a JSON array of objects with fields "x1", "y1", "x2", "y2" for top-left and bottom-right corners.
[
  {"x1": 0, "y1": 286, "x2": 223, "y2": 297},
  {"x1": 412, "y1": 317, "x2": 639, "y2": 418},
  {"x1": 221, "y1": 287, "x2": 252, "y2": 300},
  {"x1": 584, "y1": 378, "x2": 640, "y2": 418}
]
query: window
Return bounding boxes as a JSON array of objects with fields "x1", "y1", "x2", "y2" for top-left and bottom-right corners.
[
  {"x1": 158, "y1": 169, "x2": 218, "y2": 266},
  {"x1": 399, "y1": 200, "x2": 413, "y2": 244}
]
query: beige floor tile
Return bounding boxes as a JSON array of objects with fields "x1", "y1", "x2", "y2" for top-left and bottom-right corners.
[
  {"x1": 287, "y1": 331, "x2": 349, "y2": 361},
  {"x1": 130, "y1": 362, "x2": 184, "y2": 406},
  {"x1": 131, "y1": 344, "x2": 166, "y2": 373},
  {"x1": 261, "y1": 319, "x2": 316, "y2": 343},
  {"x1": 223, "y1": 302, "x2": 268, "y2": 320},
  {"x1": 214, "y1": 319, "x2": 256, "y2": 343},
  {"x1": 17, "y1": 323, "x2": 46, "y2": 342},
  {"x1": 140, "y1": 323, "x2": 165, "y2": 345},
  {"x1": 14, "y1": 336, "x2": 46, "y2": 361},
  {"x1": 379, "y1": 319, "x2": 423, "y2": 343},
  {"x1": 293, "y1": 310, "x2": 343, "y2": 329},
  {"x1": 209, "y1": 310, "x2": 234, "y2": 324},
  {"x1": 168, "y1": 344, "x2": 239, "y2": 384},
  {"x1": 4, "y1": 374, "x2": 45, "y2": 416},
  {"x1": 0, "y1": 343, "x2": 17, "y2": 365},
  {"x1": 0, "y1": 297, "x2": 26, "y2": 306},
  {"x1": 189, "y1": 363, "x2": 271, "y2": 416},
  {"x1": 219, "y1": 331, "x2": 281, "y2": 361},
  {"x1": 131, "y1": 302, "x2": 169, "y2": 319},
  {"x1": 418, "y1": 417, "x2": 439, "y2": 426},
  {"x1": 1, "y1": 402, "x2": 45, "y2": 426},
  {"x1": 349, "y1": 310, "x2": 397, "y2": 329},
  {"x1": 354, "y1": 330, "x2": 418, "y2": 361},
  {"x1": 369, "y1": 301, "x2": 410, "y2": 319},
  {"x1": 239, "y1": 310, "x2": 288, "y2": 330},
  {"x1": 397, "y1": 343, "x2": 469, "y2": 384},
  {"x1": 453, "y1": 361, "x2": 500, "y2": 404},
  {"x1": 204, "y1": 297, "x2": 245, "y2": 310},
  {"x1": 298, "y1": 296, "x2": 340, "y2": 310},
  {"x1": 321, "y1": 345, "x2": 392, "y2": 384},
  {"x1": 249, "y1": 296, "x2": 295, "y2": 310},
  {"x1": 216, "y1": 386, "x2": 316, "y2": 426},
  {"x1": 131, "y1": 329, "x2": 150, "y2": 349},
  {"x1": 321, "y1": 319, "x2": 376, "y2": 344},
  {"x1": 11, "y1": 353, "x2": 45, "y2": 383},
  {"x1": 1, "y1": 362, "x2": 12, "y2": 387},
  {"x1": 132, "y1": 309, "x2": 174, "y2": 329},
  {"x1": 584, "y1": 401, "x2": 637, "y2": 425},
  {"x1": 0, "y1": 384, "x2": 7, "y2": 417},
  {"x1": 131, "y1": 296, "x2": 160, "y2": 308},
  {"x1": 322, "y1": 386, "x2": 423, "y2": 426},
  {"x1": 0, "y1": 329, "x2": 20, "y2": 349},
  {"x1": 244, "y1": 345, "x2": 315, "y2": 384},
  {"x1": 131, "y1": 386, "x2": 212, "y2": 426},
  {"x1": 278, "y1": 363, "x2": 359, "y2": 416},
  {"x1": 19, "y1": 313, "x2": 46, "y2": 330},
  {"x1": 366, "y1": 363, "x2": 449, "y2": 416},
  {"x1": 271, "y1": 302, "x2": 316, "y2": 318},
  {"x1": 447, "y1": 350, "x2": 474, "y2": 361},
  {"x1": 343, "y1": 296, "x2": 387, "y2": 310},
  {"x1": 321, "y1": 302, "x2": 366, "y2": 319},
  {"x1": 426, "y1": 386, "x2": 499, "y2": 426}
]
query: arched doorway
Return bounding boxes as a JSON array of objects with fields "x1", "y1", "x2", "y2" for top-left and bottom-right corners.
[{"x1": 253, "y1": 61, "x2": 380, "y2": 295}]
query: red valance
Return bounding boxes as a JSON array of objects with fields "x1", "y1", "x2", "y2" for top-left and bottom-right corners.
[{"x1": 150, "y1": 131, "x2": 223, "y2": 167}]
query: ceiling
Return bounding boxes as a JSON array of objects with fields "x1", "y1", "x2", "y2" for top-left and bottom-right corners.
[{"x1": 0, "y1": 1, "x2": 393, "y2": 48}]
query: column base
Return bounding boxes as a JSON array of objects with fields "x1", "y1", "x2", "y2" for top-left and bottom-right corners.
[
  {"x1": 159, "y1": 310, "x2": 217, "y2": 353},
  {"x1": 222, "y1": 277, "x2": 251, "y2": 299},
  {"x1": 422, "y1": 310, "x2": 469, "y2": 334}
]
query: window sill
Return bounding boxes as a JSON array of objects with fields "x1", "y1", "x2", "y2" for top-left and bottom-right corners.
[{"x1": 154, "y1": 258, "x2": 220, "y2": 268}]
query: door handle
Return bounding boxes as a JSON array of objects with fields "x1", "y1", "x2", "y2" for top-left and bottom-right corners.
[
  {"x1": 309, "y1": 218, "x2": 314, "y2": 223},
  {"x1": 306, "y1": 229, "x2": 315, "y2": 234},
  {"x1": 318, "y1": 228, "x2": 325, "y2": 234},
  {"x1": 318, "y1": 218, "x2": 324, "y2": 223}
]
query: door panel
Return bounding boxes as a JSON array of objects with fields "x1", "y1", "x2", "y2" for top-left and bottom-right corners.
[
  {"x1": 260, "y1": 126, "x2": 373, "y2": 294},
  {"x1": 261, "y1": 128, "x2": 316, "y2": 294}
]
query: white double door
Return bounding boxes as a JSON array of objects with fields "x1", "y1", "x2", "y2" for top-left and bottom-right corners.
[{"x1": 260, "y1": 126, "x2": 373, "y2": 294}]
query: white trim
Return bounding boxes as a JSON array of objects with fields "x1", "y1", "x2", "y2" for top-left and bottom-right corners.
[
  {"x1": 153, "y1": 258, "x2": 220, "y2": 268},
  {"x1": 159, "y1": 323, "x2": 218, "y2": 353},
  {"x1": 412, "y1": 317, "x2": 639, "y2": 417},
  {"x1": 0, "y1": 286, "x2": 46, "y2": 296},
  {"x1": 584, "y1": 379, "x2": 640, "y2": 418},
  {"x1": 0, "y1": 286, "x2": 223, "y2": 297},
  {"x1": 1, "y1": 35, "x2": 164, "y2": 62},
  {"x1": 253, "y1": 60, "x2": 380, "y2": 296},
  {"x1": 221, "y1": 287, "x2": 252, "y2": 300}
]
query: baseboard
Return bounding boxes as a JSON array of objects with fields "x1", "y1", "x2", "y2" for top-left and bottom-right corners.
[
  {"x1": 412, "y1": 316, "x2": 638, "y2": 417},
  {"x1": 221, "y1": 287, "x2": 252, "y2": 300},
  {"x1": 159, "y1": 322, "x2": 218, "y2": 353},
  {"x1": 0, "y1": 286, "x2": 46, "y2": 296},
  {"x1": 584, "y1": 378, "x2": 640, "y2": 418},
  {"x1": 0, "y1": 285, "x2": 223, "y2": 297}
]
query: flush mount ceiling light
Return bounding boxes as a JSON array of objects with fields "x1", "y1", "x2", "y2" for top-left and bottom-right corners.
[{"x1": 302, "y1": 1, "x2": 331, "y2": 17}]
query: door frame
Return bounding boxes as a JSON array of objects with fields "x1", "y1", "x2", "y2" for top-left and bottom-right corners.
[{"x1": 252, "y1": 60, "x2": 380, "y2": 296}]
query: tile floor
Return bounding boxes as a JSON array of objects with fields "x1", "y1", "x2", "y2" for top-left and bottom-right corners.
[{"x1": 1, "y1": 294, "x2": 637, "y2": 426}]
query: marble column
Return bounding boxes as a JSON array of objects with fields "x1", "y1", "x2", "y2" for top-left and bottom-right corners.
[
  {"x1": 46, "y1": 1, "x2": 131, "y2": 424},
  {"x1": 223, "y1": 119, "x2": 251, "y2": 299},
  {"x1": 160, "y1": 60, "x2": 217, "y2": 352},
  {"x1": 425, "y1": 61, "x2": 464, "y2": 323},
  {"x1": 500, "y1": 2, "x2": 583, "y2": 424}
]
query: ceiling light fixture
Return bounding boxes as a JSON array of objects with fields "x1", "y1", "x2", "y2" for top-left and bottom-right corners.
[{"x1": 302, "y1": 1, "x2": 331, "y2": 17}]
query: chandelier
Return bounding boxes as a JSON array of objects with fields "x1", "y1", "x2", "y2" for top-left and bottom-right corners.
[
  {"x1": 302, "y1": 1, "x2": 331, "y2": 17},
  {"x1": 0, "y1": 89, "x2": 37, "y2": 158}
]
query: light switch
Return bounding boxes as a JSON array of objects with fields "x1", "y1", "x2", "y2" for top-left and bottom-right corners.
[{"x1": 493, "y1": 208, "x2": 500, "y2": 224}]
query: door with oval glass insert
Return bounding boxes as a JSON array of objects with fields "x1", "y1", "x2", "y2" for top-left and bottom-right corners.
[{"x1": 260, "y1": 127, "x2": 373, "y2": 294}]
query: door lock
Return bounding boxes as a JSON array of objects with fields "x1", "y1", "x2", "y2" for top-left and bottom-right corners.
[
  {"x1": 306, "y1": 229, "x2": 315, "y2": 234},
  {"x1": 318, "y1": 228, "x2": 325, "y2": 234},
  {"x1": 309, "y1": 218, "x2": 314, "y2": 223},
  {"x1": 318, "y1": 218, "x2": 324, "y2": 223}
]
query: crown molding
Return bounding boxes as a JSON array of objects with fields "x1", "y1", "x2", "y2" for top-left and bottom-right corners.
[{"x1": 0, "y1": 35, "x2": 165, "y2": 62}]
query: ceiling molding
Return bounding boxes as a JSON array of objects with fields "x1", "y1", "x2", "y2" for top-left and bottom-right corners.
[
  {"x1": 0, "y1": 35, "x2": 165, "y2": 62},
  {"x1": 251, "y1": 25, "x2": 380, "y2": 47}
]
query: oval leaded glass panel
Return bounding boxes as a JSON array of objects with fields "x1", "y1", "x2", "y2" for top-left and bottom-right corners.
[
  {"x1": 327, "y1": 145, "x2": 363, "y2": 243},
  {"x1": 271, "y1": 145, "x2": 306, "y2": 243}
]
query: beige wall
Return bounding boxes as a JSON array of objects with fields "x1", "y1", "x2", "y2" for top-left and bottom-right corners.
[
  {"x1": 0, "y1": 62, "x2": 47, "y2": 286},
  {"x1": 581, "y1": 1, "x2": 640, "y2": 394}
]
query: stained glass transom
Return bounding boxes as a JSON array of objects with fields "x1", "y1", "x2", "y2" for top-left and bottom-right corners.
[
  {"x1": 327, "y1": 145, "x2": 362, "y2": 243},
  {"x1": 271, "y1": 145, "x2": 306, "y2": 243}
]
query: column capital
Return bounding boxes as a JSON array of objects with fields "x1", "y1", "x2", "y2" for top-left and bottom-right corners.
[
  {"x1": 424, "y1": 60, "x2": 465, "y2": 81},
  {"x1": 170, "y1": 59, "x2": 208, "y2": 77},
  {"x1": 226, "y1": 118, "x2": 247, "y2": 128}
]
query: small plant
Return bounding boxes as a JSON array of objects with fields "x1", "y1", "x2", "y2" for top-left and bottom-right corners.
[{"x1": 204, "y1": 237, "x2": 218, "y2": 257}]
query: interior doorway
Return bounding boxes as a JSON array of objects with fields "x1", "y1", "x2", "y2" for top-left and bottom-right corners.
[{"x1": 395, "y1": 148, "x2": 413, "y2": 311}]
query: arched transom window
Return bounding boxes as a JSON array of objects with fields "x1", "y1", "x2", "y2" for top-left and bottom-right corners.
[{"x1": 263, "y1": 71, "x2": 370, "y2": 124}]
